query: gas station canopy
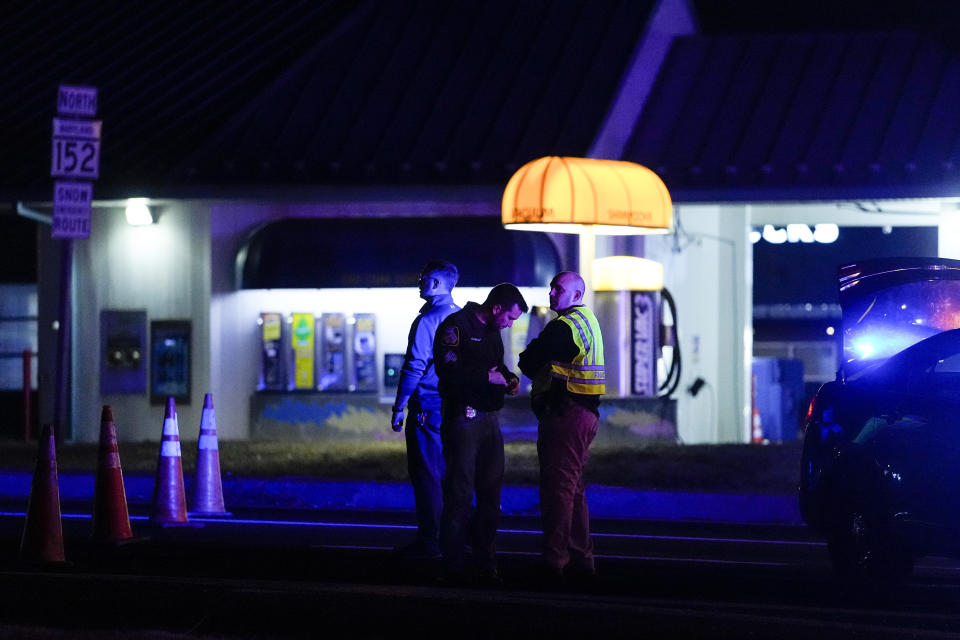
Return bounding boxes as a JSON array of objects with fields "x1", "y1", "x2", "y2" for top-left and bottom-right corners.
[{"x1": 502, "y1": 156, "x2": 672, "y2": 235}]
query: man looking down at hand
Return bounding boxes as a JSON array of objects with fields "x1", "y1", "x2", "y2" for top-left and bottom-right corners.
[{"x1": 434, "y1": 282, "x2": 528, "y2": 584}]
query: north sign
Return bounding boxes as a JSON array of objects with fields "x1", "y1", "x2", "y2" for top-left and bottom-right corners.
[{"x1": 57, "y1": 85, "x2": 97, "y2": 117}]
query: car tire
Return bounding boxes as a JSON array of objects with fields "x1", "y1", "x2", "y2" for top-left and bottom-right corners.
[{"x1": 826, "y1": 500, "x2": 914, "y2": 582}]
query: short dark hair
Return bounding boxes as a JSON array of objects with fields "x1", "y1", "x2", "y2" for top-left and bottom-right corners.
[
  {"x1": 421, "y1": 260, "x2": 459, "y2": 289},
  {"x1": 484, "y1": 283, "x2": 528, "y2": 313}
]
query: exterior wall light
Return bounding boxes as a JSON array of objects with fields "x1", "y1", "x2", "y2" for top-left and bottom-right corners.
[{"x1": 124, "y1": 198, "x2": 153, "y2": 225}]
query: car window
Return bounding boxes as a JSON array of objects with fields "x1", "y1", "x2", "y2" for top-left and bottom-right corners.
[
  {"x1": 934, "y1": 353, "x2": 960, "y2": 373},
  {"x1": 857, "y1": 330, "x2": 960, "y2": 392},
  {"x1": 887, "y1": 355, "x2": 932, "y2": 394},
  {"x1": 924, "y1": 354, "x2": 960, "y2": 399}
]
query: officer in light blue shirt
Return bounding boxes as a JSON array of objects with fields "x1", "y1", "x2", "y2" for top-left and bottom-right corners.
[{"x1": 390, "y1": 260, "x2": 460, "y2": 558}]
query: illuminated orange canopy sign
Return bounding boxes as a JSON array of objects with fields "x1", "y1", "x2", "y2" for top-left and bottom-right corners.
[{"x1": 502, "y1": 156, "x2": 672, "y2": 235}]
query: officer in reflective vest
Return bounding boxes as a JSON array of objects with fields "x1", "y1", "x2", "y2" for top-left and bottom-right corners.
[{"x1": 518, "y1": 271, "x2": 605, "y2": 581}]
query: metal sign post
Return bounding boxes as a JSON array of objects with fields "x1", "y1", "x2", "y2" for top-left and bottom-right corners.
[{"x1": 52, "y1": 239, "x2": 73, "y2": 442}]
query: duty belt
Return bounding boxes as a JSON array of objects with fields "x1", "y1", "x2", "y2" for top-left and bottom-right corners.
[{"x1": 446, "y1": 403, "x2": 483, "y2": 419}]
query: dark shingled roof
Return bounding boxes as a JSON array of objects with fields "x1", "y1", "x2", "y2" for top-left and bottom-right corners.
[
  {"x1": 182, "y1": 0, "x2": 654, "y2": 189},
  {"x1": 4, "y1": 0, "x2": 356, "y2": 200},
  {"x1": 622, "y1": 30, "x2": 960, "y2": 201},
  {"x1": 2, "y1": 0, "x2": 654, "y2": 201}
]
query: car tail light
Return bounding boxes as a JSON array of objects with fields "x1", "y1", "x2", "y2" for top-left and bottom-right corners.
[{"x1": 805, "y1": 396, "x2": 818, "y2": 422}]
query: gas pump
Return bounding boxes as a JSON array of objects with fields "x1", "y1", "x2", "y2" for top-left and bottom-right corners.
[
  {"x1": 258, "y1": 312, "x2": 285, "y2": 390},
  {"x1": 592, "y1": 257, "x2": 680, "y2": 399},
  {"x1": 317, "y1": 313, "x2": 348, "y2": 391}
]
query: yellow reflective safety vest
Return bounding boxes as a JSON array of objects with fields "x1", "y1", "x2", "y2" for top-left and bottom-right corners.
[{"x1": 545, "y1": 305, "x2": 605, "y2": 396}]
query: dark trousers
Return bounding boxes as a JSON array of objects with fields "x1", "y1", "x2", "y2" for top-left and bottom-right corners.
[
  {"x1": 440, "y1": 407, "x2": 504, "y2": 571},
  {"x1": 405, "y1": 398, "x2": 444, "y2": 546},
  {"x1": 537, "y1": 395, "x2": 599, "y2": 571}
]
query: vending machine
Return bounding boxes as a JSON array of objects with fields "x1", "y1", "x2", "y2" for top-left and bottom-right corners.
[
  {"x1": 258, "y1": 312, "x2": 285, "y2": 391},
  {"x1": 351, "y1": 313, "x2": 378, "y2": 392},
  {"x1": 383, "y1": 353, "x2": 404, "y2": 389},
  {"x1": 288, "y1": 312, "x2": 315, "y2": 390},
  {"x1": 317, "y1": 313, "x2": 348, "y2": 391}
]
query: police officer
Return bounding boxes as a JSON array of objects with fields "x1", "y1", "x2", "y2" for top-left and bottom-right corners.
[
  {"x1": 518, "y1": 271, "x2": 604, "y2": 581},
  {"x1": 434, "y1": 282, "x2": 528, "y2": 584},
  {"x1": 391, "y1": 260, "x2": 461, "y2": 559}
]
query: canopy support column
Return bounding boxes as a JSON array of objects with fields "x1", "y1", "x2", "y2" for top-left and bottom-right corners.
[{"x1": 578, "y1": 226, "x2": 596, "y2": 309}]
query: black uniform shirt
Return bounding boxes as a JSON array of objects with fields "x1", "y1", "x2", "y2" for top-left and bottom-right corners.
[{"x1": 434, "y1": 302, "x2": 516, "y2": 412}]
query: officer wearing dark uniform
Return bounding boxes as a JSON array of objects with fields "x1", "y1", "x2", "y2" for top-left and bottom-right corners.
[{"x1": 434, "y1": 283, "x2": 528, "y2": 583}]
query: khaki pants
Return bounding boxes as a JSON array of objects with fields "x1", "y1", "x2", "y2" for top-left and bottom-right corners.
[{"x1": 537, "y1": 395, "x2": 599, "y2": 571}]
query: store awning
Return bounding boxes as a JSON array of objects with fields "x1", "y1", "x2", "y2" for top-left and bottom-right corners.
[
  {"x1": 501, "y1": 156, "x2": 672, "y2": 235},
  {"x1": 236, "y1": 217, "x2": 560, "y2": 289}
]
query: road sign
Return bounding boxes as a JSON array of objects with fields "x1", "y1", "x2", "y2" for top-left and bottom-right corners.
[
  {"x1": 57, "y1": 85, "x2": 97, "y2": 117},
  {"x1": 52, "y1": 180, "x2": 92, "y2": 238},
  {"x1": 51, "y1": 117, "x2": 101, "y2": 179}
]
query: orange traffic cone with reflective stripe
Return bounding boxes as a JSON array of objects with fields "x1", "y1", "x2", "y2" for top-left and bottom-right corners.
[
  {"x1": 92, "y1": 406, "x2": 133, "y2": 542},
  {"x1": 752, "y1": 405, "x2": 764, "y2": 444},
  {"x1": 751, "y1": 373, "x2": 765, "y2": 444},
  {"x1": 151, "y1": 398, "x2": 188, "y2": 524},
  {"x1": 191, "y1": 393, "x2": 229, "y2": 516},
  {"x1": 19, "y1": 423, "x2": 66, "y2": 564}
]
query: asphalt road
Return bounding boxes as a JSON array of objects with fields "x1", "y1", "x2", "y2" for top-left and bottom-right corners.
[{"x1": 2, "y1": 506, "x2": 960, "y2": 638}]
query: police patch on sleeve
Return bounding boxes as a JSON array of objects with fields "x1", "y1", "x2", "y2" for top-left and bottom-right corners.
[{"x1": 441, "y1": 326, "x2": 459, "y2": 346}]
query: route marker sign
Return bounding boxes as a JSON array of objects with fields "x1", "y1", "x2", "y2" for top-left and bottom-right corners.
[{"x1": 51, "y1": 117, "x2": 101, "y2": 179}]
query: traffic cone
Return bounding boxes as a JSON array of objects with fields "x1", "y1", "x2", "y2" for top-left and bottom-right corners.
[
  {"x1": 191, "y1": 393, "x2": 229, "y2": 516},
  {"x1": 151, "y1": 398, "x2": 188, "y2": 524},
  {"x1": 752, "y1": 405, "x2": 764, "y2": 444},
  {"x1": 92, "y1": 406, "x2": 133, "y2": 542},
  {"x1": 751, "y1": 373, "x2": 765, "y2": 444},
  {"x1": 19, "y1": 423, "x2": 66, "y2": 564}
]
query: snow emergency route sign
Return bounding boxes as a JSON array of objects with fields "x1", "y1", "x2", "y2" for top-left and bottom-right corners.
[{"x1": 52, "y1": 181, "x2": 92, "y2": 238}]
